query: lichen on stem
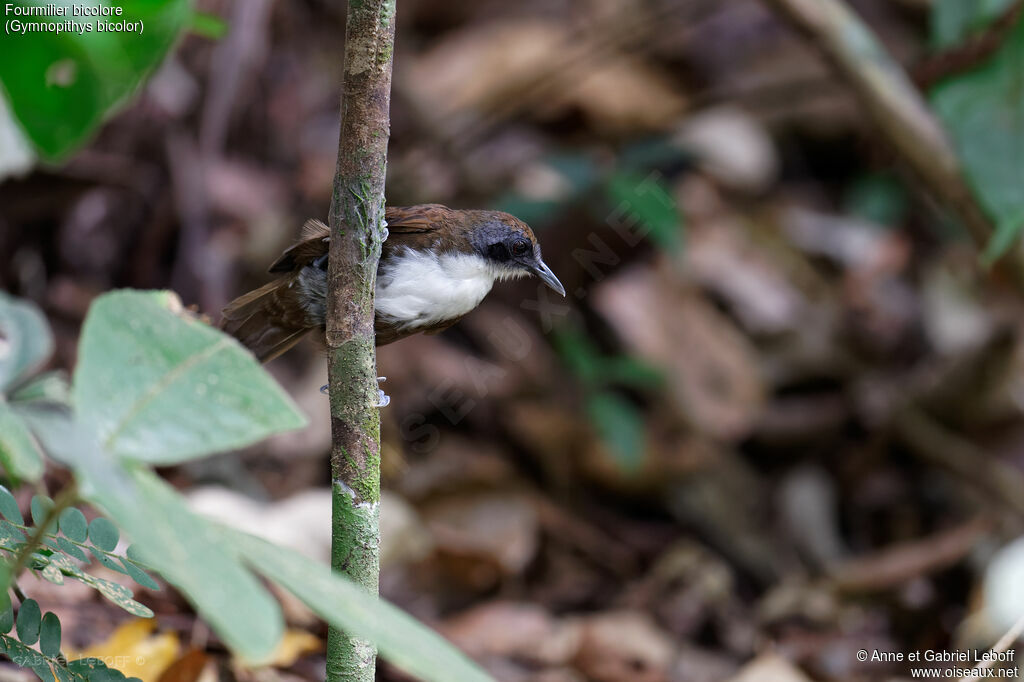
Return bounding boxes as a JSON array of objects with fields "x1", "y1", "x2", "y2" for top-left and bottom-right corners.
[{"x1": 323, "y1": 1, "x2": 396, "y2": 681}]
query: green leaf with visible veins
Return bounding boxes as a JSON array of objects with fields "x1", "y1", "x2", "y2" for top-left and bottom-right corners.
[{"x1": 73, "y1": 290, "x2": 306, "y2": 465}]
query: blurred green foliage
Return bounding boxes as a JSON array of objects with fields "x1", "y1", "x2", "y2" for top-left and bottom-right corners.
[
  {"x1": 929, "y1": 2, "x2": 1024, "y2": 263},
  {"x1": 555, "y1": 326, "x2": 663, "y2": 472},
  {"x1": 931, "y1": 0, "x2": 1017, "y2": 48},
  {"x1": 605, "y1": 170, "x2": 683, "y2": 253},
  {"x1": 0, "y1": 0, "x2": 222, "y2": 159},
  {"x1": 842, "y1": 173, "x2": 909, "y2": 227}
]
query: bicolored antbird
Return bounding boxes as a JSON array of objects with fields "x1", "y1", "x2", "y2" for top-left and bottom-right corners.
[{"x1": 221, "y1": 204, "x2": 565, "y2": 361}]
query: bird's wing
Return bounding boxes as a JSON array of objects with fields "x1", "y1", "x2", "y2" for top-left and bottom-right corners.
[
  {"x1": 384, "y1": 204, "x2": 459, "y2": 254},
  {"x1": 269, "y1": 205, "x2": 455, "y2": 273},
  {"x1": 268, "y1": 219, "x2": 330, "y2": 273},
  {"x1": 385, "y1": 204, "x2": 450, "y2": 233}
]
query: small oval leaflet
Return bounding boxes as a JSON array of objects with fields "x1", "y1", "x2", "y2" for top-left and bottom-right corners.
[
  {"x1": 88, "y1": 546, "x2": 127, "y2": 574},
  {"x1": 0, "y1": 602, "x2": 12, "y2": 634},
  {"x1": 59, "y1": 508, "x2": 88, "y2": 543},
  {"x1": 88, "y1": 517, "x2": 119, "y2": 551},
  {"x1": 56, "y1": 536, "x2": 89, "y2": 562},
  {"x1": 91, "y1": 577, "x2": 153, "y2": 618},
  {"x1": 41, "y1": 564, "x2": 64, "y2": 585},
  {"x1": 15, "y1": 598, "x2": 40, "y2": 645},
  {"x1": 121, "y1": 559, "x2": 160, "y2": 591},
  {"x1": 0, "y1": 486, "x2": 23, "y2": 525},
  {"x1": 30, "y1": 495, "x2": 54, "y2": 529},
  {"x1": 125, "y1": 543, "x2": 146, "y2": 563},
  {"x1": 0, "y1": 520, "x2": 26, "y2": 546},
  {"x1": 39, "y1": 612, "x2": 61, "y2": 657},
  {"x1": 46, "y1": 552, "x2": 85, "y2": 576}
]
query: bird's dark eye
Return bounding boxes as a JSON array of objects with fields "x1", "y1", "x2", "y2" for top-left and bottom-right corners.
[{"x1": 511, "y1": 239, "x2": 529, "y2": 256}]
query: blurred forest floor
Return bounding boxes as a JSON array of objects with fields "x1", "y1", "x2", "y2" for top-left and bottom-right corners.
[{"x1": 3, "y1": 0, "x2": 1024, "y2": 681}]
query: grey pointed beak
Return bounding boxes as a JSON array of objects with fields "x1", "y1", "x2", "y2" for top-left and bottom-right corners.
[{"x1": 532, "y1": 260, "x2": 566, "y2": 297}]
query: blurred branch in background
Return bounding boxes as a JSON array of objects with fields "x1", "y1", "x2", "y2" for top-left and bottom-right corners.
[
  {"x1": 914, "y1": 0, "x2": 1024, "y2": 89},
  {"x1": 761, "y1": 0, "x2": 1012, "y2": 274}
]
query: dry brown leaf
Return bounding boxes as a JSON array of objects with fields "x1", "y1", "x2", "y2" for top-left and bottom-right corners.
[
  {"x1": 424, "y1": 492, "x2": 539, "y2": 577},
  {"x1": 157, "y1": 650, "x2": 209, "y2": 682},
  {"x1": 684, "y1": 217, "x2": 808, "y2": 335},
  {"x1": 403, "y1": 20, "x2": 686, "y2": 135},
  {"x1": 593, "y1": 261, "x2": 765, "y2": 440},
  {"x1": 393, "y1": 434, "x2": 516, "y2": 501},
  {"x1": 571, "y1": 611, "x2": 675, "y2": 682},
  {"x1": 674, "y1": 106, "x2": 779, "y2": 193},
  {"x1": 507, "y1": 400, "x2": 716, "y2": 494},
  {"x1": 439, "y1": 601, "x2": 580, "y2": 666}
]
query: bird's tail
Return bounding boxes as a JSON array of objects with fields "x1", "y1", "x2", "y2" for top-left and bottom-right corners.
[{"x1": 220, "y1": 278, "x2": 313, "y2": 363}]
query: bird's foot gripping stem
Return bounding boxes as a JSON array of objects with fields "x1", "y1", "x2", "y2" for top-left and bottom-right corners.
[
  {"x1": 320, "y1": 376, "x2": 390, "y2": 408},
  {"x1": 376, "y1": 376, "x2": 390, "y2": 408}
]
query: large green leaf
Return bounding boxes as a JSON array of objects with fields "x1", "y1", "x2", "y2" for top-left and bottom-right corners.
[
  {"x1": 0, "y1": 293, "x2": 52, "y2": 393},
  {"x1": 16, "y1": 405, "x2": 284, "y2": 662},
  {"x1": 0, "y1": 0, "x2": 195, "y2": 159},
  {"x1": 73, "y1": 290, "x2": 306, "y2": 464},
  {"x1": 931, "y1": 15, "x2": 1024, "y2": 247},
  {"x1": 0, "y1": 403, "x2": 44, "y2": 482},
  {"x1": 225, "y1": 530, "x2": 495, "y2": 682}
]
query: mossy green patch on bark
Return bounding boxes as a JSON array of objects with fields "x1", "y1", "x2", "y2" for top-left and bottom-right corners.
[
  {"x1": 326, "y1": 480, "x2": 380, "y2": 681},
  {"x1": 331, "y1": 479, "x2": 380, "y2": 589}
]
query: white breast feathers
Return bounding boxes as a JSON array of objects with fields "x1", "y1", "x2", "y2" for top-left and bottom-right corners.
[{"x1": 375, "y1": 248, "x2": 502, "y2": 329}]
